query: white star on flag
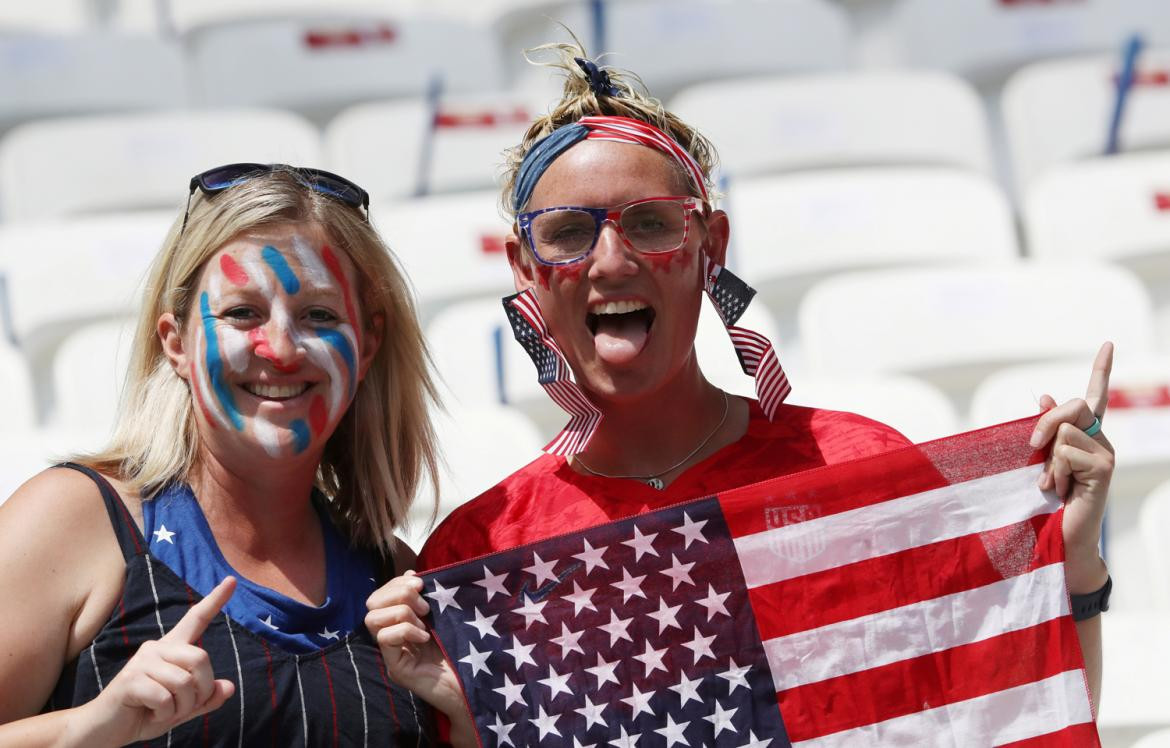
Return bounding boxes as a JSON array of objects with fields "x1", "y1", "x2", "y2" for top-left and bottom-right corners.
[
  {"x1": 500, "y1": 635, "x2": 536, "y2": 669},
  {"x1": 647, "y1": 598, "x2": 683, "y2": 635},
  {"x1": 681, "y1": 626, "x2": 717, "y2": 663},
  {"x1": 660, "y1": 554, "x2": 695, "y2": 590},
  {"x1": 152, "y1": 524, "x2": 176, "y2": 544},
  {"x1": 524, "y1": 552, "x2": 559, "y2": 586},
  {"x1": 575, "y1": 694, "x2": 608, "y2": 729},
  {"x1": 458, "y1": 642, "x2": 492, "y2": 676},
  {"x1": 585, "y1": 652, "x2": 620, "y2": 688},
  {"x1": 550, "y1": 622, "x2": 586, "y2": 657},
  {"x1": 598, "y1": 609, "x2": 634, "y2": 647},
  {"x1": 611, "y1": 568, "x2": 647, "y2": 604},
  {"x1": 537, "y1": 665, "x2": 573, "y2": 700},
  {"x1": 669, "y1": 672, "x2": 703, "y2": 706},
  {"x1": 737, "y1": 730, "x2": 772, "y2": 748},
  {"x1": 572, "y1": 538, "x2": 609, "y2": 574},
  {"x1": 259, "y1": 614, "x2": 279, "y2": 630},
  {"x1": 718, "y1": 658, "x2": 752, "y2": 693},
  {"x1": 530, "y1": 705, "x2": 561, "y2": 740},
  {"x1": 704, "y1": 701, "x2": 739, "y2": 736},
  {"x1": 487, "y1": 713, "x2": 515, "y2": 747},
  {"x1": 473, "y1": 565, "x2": 510, "y2": 601},
  {"x1": 463, "y1": 608, "x2": 499, "y2": 639},
  {"x1": 610, "y1": 726, "x2": 640, "y2": 748},
  {"x1": 695, "y1": 584, "x2": 731, "y2": 621},
  {"x1": 620, "y1": 683, "x2": 656, "y2": 718},
  {"x1": 671, "y1": 511, "x2": 708, "y2": 548},
  {"x1": 562, "y1": 580, "x2": 597, "y2": 615},
  {"x1": 633, "y1": 641, "x2": 669, "y2": 677},
  {"x1": 621, "y1": 525, "x2": 659, "y2": 561},
  {"x1": 425, "y1": 580, "x2": 461, "y2": 613},
  {"x1": 655, "y1": 714, "x2": 690, "y2": 747},
  {"x1": 513, "y1": 595, "x2": 547, "y2": 629},
  {"x1": 492, "y1": 674, "x2": 526, "y2": 709},
  {"x1": 318, "y1": 626, "x2": 340, "y2": 641}
]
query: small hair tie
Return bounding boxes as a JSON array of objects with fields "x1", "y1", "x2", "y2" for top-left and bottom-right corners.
[{"x1": 574, "y1": 56, "x2": 620, "y2": 98}]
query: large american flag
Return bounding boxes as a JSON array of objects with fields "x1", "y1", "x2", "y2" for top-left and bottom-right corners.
[{"x1": 421, "y1": 417, "x2": 1099, "y2": 747}]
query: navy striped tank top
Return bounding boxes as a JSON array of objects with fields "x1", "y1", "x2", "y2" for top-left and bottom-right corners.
[{"x1": 46, "y1": 463, "x2": 436, "y2": 747}]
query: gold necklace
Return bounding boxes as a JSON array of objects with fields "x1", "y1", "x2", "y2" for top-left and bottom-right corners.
[{"x1": 574, "y1": 391, "x2": 730, "y2": 490}]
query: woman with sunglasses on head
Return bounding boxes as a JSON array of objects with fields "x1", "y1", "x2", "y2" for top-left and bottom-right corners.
[
  {"x1": 0, "y1": 165, "x2": 474, "y2": 746},
  {"x1": 368, "y1": 42, "x2": 1117, "y2": 725}
]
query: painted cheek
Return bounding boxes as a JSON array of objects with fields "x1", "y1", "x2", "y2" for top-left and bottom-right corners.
[
  {"x1": 189, "y1": 362, "x2": 218, "y2": 430},
  {"x1": 320, "y1": 245, "x2": 362, "y2": 353},
  {"x1": 200, "y1": 292, "x2": 243, "y2": 430},
  {"x1": 535, "y1": 264, "x2": 553, "y2": 289},
  {"x1": 290, "y1": 420, "x2": 311, "y2": 454},
  {"x1": 309, "y1": 395, "x2": 328, "y2": 435},
  {"x1": 317, "y1": 328, "x2": 357, "y2": 399},
  {"x1": 551, "y1": 263, "x2": 586, "y2": 283}
]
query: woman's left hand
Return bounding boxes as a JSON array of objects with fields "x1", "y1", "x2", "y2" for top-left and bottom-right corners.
[{"x1": 1029, "y1": 342, "x2": 1115, "y2": 594}]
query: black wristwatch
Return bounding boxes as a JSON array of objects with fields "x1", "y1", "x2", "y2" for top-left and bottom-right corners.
[{"x1": 1070, "y1": 576, "x2": 1112, "y2": 621}]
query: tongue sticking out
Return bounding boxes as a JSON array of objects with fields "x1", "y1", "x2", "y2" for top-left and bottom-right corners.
[{"x1": 592, "y1": 312, "x2": 650, "y2": 365}]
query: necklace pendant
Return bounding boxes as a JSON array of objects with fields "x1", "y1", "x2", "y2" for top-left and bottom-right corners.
[{"x1": 646, "y1": 477, "x2": 665, "y2": 490}]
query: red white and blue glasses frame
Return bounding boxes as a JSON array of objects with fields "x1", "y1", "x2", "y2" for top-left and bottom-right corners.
[{"x1": 517, "y1": 195, "x2": 708, "y2": 266}]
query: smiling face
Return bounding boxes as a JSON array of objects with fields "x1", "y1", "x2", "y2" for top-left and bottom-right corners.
[
  {"x1": 507, "y1": 140, "x2": 728, "y2": 403},
  {"x1": 167, "y1": 223, "x2": 371, "y2": 460}
]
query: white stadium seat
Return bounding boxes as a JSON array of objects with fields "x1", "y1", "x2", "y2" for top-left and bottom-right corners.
[
  {"x1": 0, "y1": 32, "x2": 184, "y2": 130},
  {"x1": 670, "y1": 71, "x2": 994, "y2": 179},
  {"x1": 1023, "y1": 152, "x2": 1170, "y2": 340},
  {"x1": 0, "y1": 427, "x2": 107, "y2": 505},
  {"x1": 1132, "y1": 728, "x2": 1170, "y2": 748},
  {"x1": 186, "y1": 12, "x2": 504, "y2": 122},
  {"x1": 50, "y1": 317, "x2": 135, "y2": 432},
  {"x1": 0, "y1": 341, "x2": 35, "y2": 431},
  {"x1": 1097, "y1": 610, "x2": 1170, "y2": 737},
  {"x1": 797, "y1": 261, "x2": 1156, "y2": 414},
  {"x1": 1142, "y1": 480, "x2": 1170, "y2": 612},
  {"x1": 0, "y1": 109, "x2": 323, "y2": 222},
  {"x1": 1003, "y1": 49, "x2": 1170, "y2": 193},
  {"x1": 727, "y1": 168, "x2": 1019, "y2": 363},
  {"x1": 892, "y1": 0, "x2": 1170, "y2": 83},
  {"x1": 0, "y1": 2, "x2": 93, "y2": 33},
  {"x1": 785, "y1": 373, "x2": 960, "y2": 445},
  {"x1": 326, "y1": 90, "x2": 546, "y2": 203},
  {"x1": 373, "y1": 190, "x2": 515, "y2": 318},
  {"x1": 399, "y1": 403, "x2": 543, "y2": 551},
  {"x1": 495, "y1": 0, "x2": 851, "y2": 100},
  {"x1": 0, "y1": 211, "x2": 171, "y2": 414}
]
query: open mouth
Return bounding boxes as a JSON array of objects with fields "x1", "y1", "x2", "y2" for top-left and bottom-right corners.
[
  {"x1": 587, "y1": 300, "x2": 656, "y2": 364},
  {"x1": 242, "y1": 382, "x2": 311, "y2": 401}
]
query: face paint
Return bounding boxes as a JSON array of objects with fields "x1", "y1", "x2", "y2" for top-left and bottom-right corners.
[
  {"x1": 188, "y1": 230, "x2": 365, "y2": 458},
  {"x1": 261, "y1": 245, "x2": 301, "y2": 295}
]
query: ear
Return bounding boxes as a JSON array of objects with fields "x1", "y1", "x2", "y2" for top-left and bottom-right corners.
[
  {"x1": 357, "y1": 312, "x2": 383, "y2": 382},
  {"x1": 158, "y1": 312, "x2": 190, "y2": 379},
  {"x1": 700, "y1": 208, "x2": 730, "y2": 268},
  {"x1": 505, "y1": 230, "x2": 537, "y2": 293}
]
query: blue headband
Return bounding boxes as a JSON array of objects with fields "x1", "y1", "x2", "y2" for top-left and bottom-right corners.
[{"x1": 511, "y1": 123, "x2": 589, "y2": 213}]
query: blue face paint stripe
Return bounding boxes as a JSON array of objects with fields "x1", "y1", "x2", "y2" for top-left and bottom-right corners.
[
  {"x1": 316, "y1": 328, "x2": 357, "y2": 399},
  {"x1": 200, "y1": 292, "x2": 244, "y2": 430},
  {"x1": 290, "y1": 419, "x2": 311, "y2": 454},
  {"x1": 261, "y1": 245, "x2": 301, "y2": 295}
]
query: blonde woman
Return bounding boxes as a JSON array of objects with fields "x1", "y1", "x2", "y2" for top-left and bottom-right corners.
[{"x1": 0, "y1": 165, "x2": 472, "y2": 746}]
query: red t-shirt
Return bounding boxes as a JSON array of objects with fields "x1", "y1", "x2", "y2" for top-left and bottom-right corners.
[{"x1": 418, "y1": 400, "x2": 910, "y2": 571}]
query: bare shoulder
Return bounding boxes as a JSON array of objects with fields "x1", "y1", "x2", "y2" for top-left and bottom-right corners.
[{"x1": 0, "y1": 466, "x2": 127, "y2": 719}]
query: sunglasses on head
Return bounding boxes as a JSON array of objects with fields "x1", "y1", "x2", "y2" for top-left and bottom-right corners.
[{"x1": 181, "y1": 163, "x2": 371, "y2": 234}]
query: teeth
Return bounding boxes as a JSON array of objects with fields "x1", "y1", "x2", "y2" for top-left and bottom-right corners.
[
  {"x1": 591, "y1": 300, "x2": 648, "y2": 315},
  {"x1": 245, "y1": 383, "x2": 309, "y2": 399}
]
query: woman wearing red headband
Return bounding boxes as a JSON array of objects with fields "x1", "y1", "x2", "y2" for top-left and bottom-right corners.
[{"x1": 368, "y1": 42, "x2": 1115, "y2": 727}]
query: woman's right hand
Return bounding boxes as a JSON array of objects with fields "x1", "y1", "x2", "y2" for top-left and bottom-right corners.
[
  {"x1": 75, "y1": 577, "x2": 237, "y2": 745},
  {"x1": 365, "y1": 572, "x2": 475, "y2": 745}
]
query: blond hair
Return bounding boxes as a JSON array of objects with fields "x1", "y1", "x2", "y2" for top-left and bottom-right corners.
[
  {"x1": 500, "y1": 37, "x2": 720, "y2": 218},
  {"x1": 80, "y1": 170, "x2": 439, "y2": 554}
]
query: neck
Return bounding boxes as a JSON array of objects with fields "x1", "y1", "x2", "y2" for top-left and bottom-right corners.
[
  {"x1": 188, "y1": 447, "x2": 322, "y2": 557},
  {"x1": 575, "y1": 355, "x2": 735, "y2": 478}
]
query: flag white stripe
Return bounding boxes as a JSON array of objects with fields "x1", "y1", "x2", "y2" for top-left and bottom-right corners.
[
  {"x1": 345, "y1": 641, "x2": 369, "y2": 748},
  {"x1": 762, "y1": 563, "x2": 1068, "y2": 690},
  {"x1": 734, "y1": 464, "x2": 1053, "y2": 588},
  {"x1": 791, "y1": 669, "x2": 1093, "y2": 748}
]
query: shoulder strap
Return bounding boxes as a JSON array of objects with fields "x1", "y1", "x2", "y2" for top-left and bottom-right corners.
[{"x1": 55, "y1": 462, "x2": 146, "y2": 560}]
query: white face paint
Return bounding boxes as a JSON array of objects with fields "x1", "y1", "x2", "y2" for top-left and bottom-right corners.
[{"x1": 186, "y1": 225, "x2": 366, "y2": 460}]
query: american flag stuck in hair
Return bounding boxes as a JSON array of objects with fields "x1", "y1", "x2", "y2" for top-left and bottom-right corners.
[{"x1": 420, "y1": 417, "x2": 1100, "y2": 747}]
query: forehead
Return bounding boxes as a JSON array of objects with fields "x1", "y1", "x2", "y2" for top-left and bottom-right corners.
[
  {"x1": 526, "y1": 140, "x2": 691, "y2": 212},
  {"x1": 199, "y1": 223, "x2": 357, "y2": 290}
]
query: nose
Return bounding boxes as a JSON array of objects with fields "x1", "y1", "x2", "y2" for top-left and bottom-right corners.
[
  {"x1": 587, "y1": 219, "x2": 638, "y2": 280},
  {"x1": 251, "y1": 314, "x2": 305, "y2": 373}
]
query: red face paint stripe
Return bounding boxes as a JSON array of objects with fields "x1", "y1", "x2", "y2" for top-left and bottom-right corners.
[
  {"x1": 219, "y1": 254, "x2": 250, "y2": 286},
  {"x1": 320, "y1": 245, "x2": 362, "y2": 353},
  {"x1": 309, "y1": 395, "x2": 328, "y2": 435},
  {"x1": 189, "y1": 362, "x2": 218, "y2": 431}
]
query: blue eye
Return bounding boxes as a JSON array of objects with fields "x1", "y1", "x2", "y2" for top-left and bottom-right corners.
[{"x1": 306, "y1": 308, "x2": 339, "y2": 324}]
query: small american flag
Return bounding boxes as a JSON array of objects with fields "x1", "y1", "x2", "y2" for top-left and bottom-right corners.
[
  {"x1": 421, "y1": 417, "x2": 1099, "y2": 746},
  {"x1": 703, "y1": 259, "x2": 791, "y2": 419},
  {"x1": 503, "y1": 289, "x2": 602, "y2": 455}
]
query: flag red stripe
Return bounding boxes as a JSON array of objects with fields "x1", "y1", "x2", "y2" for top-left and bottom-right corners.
[
  {"x1": 720, "y1": 419, "x2": 1045, "y2": 538},
  {"x1": 749, "y1": 514, "x2": 1058, "y2": 640},
  {"x1": 778, "y1": 617, "x2": 1086, "y2": 742},
  {"x1": 996, "y1": 721, "x2": 1102, "y2": 747}
]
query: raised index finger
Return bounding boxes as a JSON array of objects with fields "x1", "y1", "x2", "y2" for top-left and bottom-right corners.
[
  {"x1": 164, "y1": 576, "x2": 236, "y2": 644},
  {"x1": 1084, "y1": 342, "x2": 1114, "y2": 418}
]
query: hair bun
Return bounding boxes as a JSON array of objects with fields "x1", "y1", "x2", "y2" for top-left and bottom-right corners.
[{"x1": 574, "y1": 56, "x2": 620, "y2": 98}]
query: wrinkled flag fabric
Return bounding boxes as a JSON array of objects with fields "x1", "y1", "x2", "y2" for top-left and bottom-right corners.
[{"x1": 421, "y1": 416, "x2": 1099, "y2": 747}]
